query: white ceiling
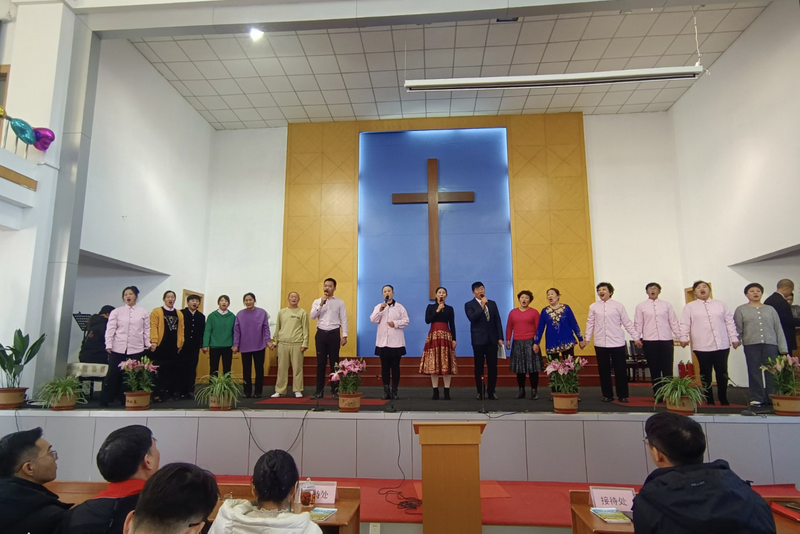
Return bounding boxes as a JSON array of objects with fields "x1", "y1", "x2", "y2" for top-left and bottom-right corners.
[{"x1": 130, "y1": 2, "x2": 768, "y2": 130}]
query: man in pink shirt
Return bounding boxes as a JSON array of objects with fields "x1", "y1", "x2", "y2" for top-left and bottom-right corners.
[
  {"x1": 634, "y1": 283, "x2": 681, "y2": 397},
  {"x1": 582, "y1": 282, "x2": 639, "y2": 403},
  {"x1": 310, "y1": 278, "x2": 349, "y2": 399}
]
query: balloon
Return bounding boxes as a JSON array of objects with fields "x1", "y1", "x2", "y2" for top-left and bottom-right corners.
[
  {"x1": 10, "y1": 118, "x2": 37, "y2": 145},
  {"x1": 33, "y1": 128, "x2": 55, "y2": 151},
  {"x1": 0, "y1": 105, "x2": 5, "y2": 120}
]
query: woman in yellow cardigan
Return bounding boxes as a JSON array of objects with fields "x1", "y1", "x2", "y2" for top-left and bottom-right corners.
[{"x1": 150, "y1": 290, "x2": 185, "y2": 401}]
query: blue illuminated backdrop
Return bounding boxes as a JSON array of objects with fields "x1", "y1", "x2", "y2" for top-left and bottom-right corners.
[{"x1": 357, "y1": 128, "x2": 514, "y2": 357}]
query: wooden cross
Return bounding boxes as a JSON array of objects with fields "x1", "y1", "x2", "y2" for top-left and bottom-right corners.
[{"x1": 392, "y1": 159, "x2": 475, "y2": 300}]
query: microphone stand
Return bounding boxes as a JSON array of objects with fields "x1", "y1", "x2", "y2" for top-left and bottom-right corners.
[
  {"x1": 729, "y1": 377, "x2": 764, "y2": 417},
  {"x1": 478, "y1": 376, "x2": 488, "y2": 414}
]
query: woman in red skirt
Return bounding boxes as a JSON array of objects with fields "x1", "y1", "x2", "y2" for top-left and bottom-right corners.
[{"x1": 420, "y1": 286, "x2": 458, "y2": 400}]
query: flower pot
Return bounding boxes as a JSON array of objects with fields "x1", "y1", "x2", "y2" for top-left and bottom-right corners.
[
  {"x1": 50, "y1": 395, "x2": 78, "y2": 411},
  {"x1": 125, "y1": 391, "x2": 151, "y2": 411},
  {"x1": 0, "y1": 387, "x2": 28, "y2": 409},
  {"x1": 552, "y1": 392, "x2": 579, "y2": 414},
  {"x1": 770, "y1": 394, "x2": 800, "y2": 417},
  {"x1": 209, "y1": 395, "x2": 233, "y2": 411},
  {"x1": 338, "y1": 392, "x2": 362, "y2": 413},
  {"x1": 666, "y1": 396, "x2": 696, "y2": 415}
]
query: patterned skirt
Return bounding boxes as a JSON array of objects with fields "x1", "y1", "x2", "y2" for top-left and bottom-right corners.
[
  {"x1": 510, "y1": 338, "x2": 544, "y2": 374},
  {"x1": 419, "y1": 322, "x2": 458, "y2": 375}
]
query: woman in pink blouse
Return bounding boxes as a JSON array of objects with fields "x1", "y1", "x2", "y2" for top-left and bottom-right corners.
[
  {"x1": 101, "y1": 286, "x2": 151, "y2": 407},
  {"x1": 679, "y1": 280, "x2": 740, "y2": 405},
  {"x1": 370, "y1": 285, "x2": 409, "y2": 400},
  {"x1": 506, "y1": 290, "x2": 542, "y2": 400}
]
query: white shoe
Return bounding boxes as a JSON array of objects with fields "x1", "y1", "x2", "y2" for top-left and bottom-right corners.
[
  {"x1": 271, "y1": 392, "x2": 282, "y2": 398},
  {"x1": 295, "y1": 392, "x2": 304, "y2": 398}
]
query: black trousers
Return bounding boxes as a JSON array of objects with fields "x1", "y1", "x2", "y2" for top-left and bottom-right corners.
[
  {"x1": 472, "y1": 344, "x2": 498, "y2": 396},
  {"x1": 643, "y1": 340, "x2": 674, "y2": 396},
  {"x1": 241, "y1": 349, "x2": 265, "y2": 397},
  {"x1": 102, "y1": 351, "x2": 144, "y2": 404},
  {"x1": 596, "y1": 346, "x2": 629, "y2": 399},
  {"x1": 379, "y1": 353, "x2": 402, "y2": 390},
  {"x1": 180, "y1": 343, "x2": 201, "y2": 395},
  {"x1": 209, "y1": 347, "x2": 233, "y2": 376},
  {"x1": 152, "y1": 350, "x2": 180, "y2": 399},
  {"x1": 695, "y1": 349, "x2": 730, "y2": 404},
  {"x1": 516, "y1": 372, "x2": 539, "y2": 390},
  {"x1": 315, "y1": 328, "x2": 341, "y2": 394}
]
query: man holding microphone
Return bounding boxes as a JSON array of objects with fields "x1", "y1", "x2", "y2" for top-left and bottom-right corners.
[{"x1": 310, "y1": 278, "x2": 348, "y2": 399}]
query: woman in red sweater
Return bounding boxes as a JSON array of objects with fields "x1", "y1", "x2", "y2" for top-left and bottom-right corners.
[{"x1": 506, "y1": 290, "x2": 542, "y2": 400}]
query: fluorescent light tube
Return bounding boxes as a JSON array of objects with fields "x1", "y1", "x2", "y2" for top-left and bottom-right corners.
[{"x1": 404, "y1": 65, "x2": 704, "y2": 92}]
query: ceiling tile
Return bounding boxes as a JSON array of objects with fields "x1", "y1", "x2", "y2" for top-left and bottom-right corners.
[
  {"x1": 596, "y1": 58, "x2": 629, "y2": 70},
  {"x1": 304, "y1": 105, "x2": 331, "y2": 118},
  {"x1": 299, "y1": 34, "x2": 335, "y2": 55},
  {"x1": 454, "y1": 47, "x2": 484, "y2": 67},
  {"x1": 272, "y1": 92, "x2": 302, "y2": 106},
  {"x1": 197, "y1": 95, "x2": 228, "y2": 109},
  {"x1": 487, "y1": 23, "x2": 521, "y2": 46},
  {"x1": 543, "y1": 41, "x2": 578, "y2": 63},
  {"x1": 694, "y1": 52, "x2": 721, "y2": 67},
  {"x1": 170, "y1": 80, "x2": 192, "y2": 96},
  {"x1": 366, "y1": 52, "x2": 396, "y2": 71},
  {"x1": 177, "y1": 40, "x2": 217, "y2": 61},
  {"x1": 211, "y1": 109, "x2": 238, "y2": 122},
  {"x1": 395, "y1": 50, "x2": 424, "y2": 70},
  {"x1": 198, "y1": 110, "x2": 216, "y2": 122},
  {"x1": 571, "y1": 39, "x2": 610, "y2": 60},
  {"x1": 500, "y1": 95, "x2": 526, "y2": 109},
  {"x1": 323, "y1": 90, "x2": 350, "y2": 104},
  {"x1": 644, "y1": 102, "x2": 672, "y2": 112},
  {"x1": 653, "y1": 87, "x2": 688, "y2": 102},
  {"x1": 221, "y1": 121, "x2": 246, "y2": 129},
  {"x1": 223, "y1": 59, "x2": 258, "y2": 78},
  {"x1": 329, "y1": 103, "x2": 355, "y2": 116},
  {"x1": 244, "y1": 120, "x2": 268, "y2": 128},
  {"x1": 599, "y1": 91, "x2": 633, "y2": 105},
  {"x1": 425, "y1": 27, "x2": 456, "y2": 49},
  {"x1": 483, "y1": 46, "x2": 515, "y2": 65},
  {"x1": 581, "y1": 85, "x2": 609, "y2": 93},
  {"x1": 316, "y1": 74, "x2": 346, "y2": 90},
  {"x1": 167, "y1": 62, "x2": 204, "y2": 80},
  {"x1": 133, "y1": 43, "x2": 161, "y2": 63},
  {"x1": 649, "y1": 13, "x2": 693, "y2": 35},
  {"x1": 421, "y1": 49, "x2": 451, "y2": 69},
  {"x1": 289, "y1": 75, "x2": 320, "y2": 91},
  {"x1": 624, "y1": 89, "x2": 660, "y2": 104},
  {"x1": 450, "y1": 98, "x2": 476, "y2": 112},
  {"x1": 278, "y1": 57, "x2": 312, "y2": 75},
  {"x1": 655, "y1": 55, "x2": 692, "y2": 67},
  {"x1": 377, "y1": 101, "x2": 402, "y2": 114},
  {"x1": 537, "y1": 62, "x2": 568, "y2": 74},
  {"x1": 615, "y1": 14, "x2": 659, "y2": 38},
  {"x1": 518, "y1": 20, "x2": 556, "y2": 44},
  {"x1": 426, "y1": 99, "x2": 450, "y2": 113},
  {"x1": 370, "y1": 71, "x2": 399, "y2": 88},
  {"x1": 582, "y1": 15, "x2": 624, "y2": 39},
  {"x1": 281, "y1": 106, "x2": 308, "y2": 119},
  {"x1": 185, "y1": 96, "x2": 204, "y2": 110},
  {"x1": 602, "y1": 37, "x2": 643, "y2": 58},
  {"x1": 262, "y1": 76, "x2": 294, "y2": 92},
  {"x1": 152, "y1": 63, "x2": 178, "y2": 81},
  {"x1": 236, "y1": 37, "x2": 276, "y2": 59},
  {"x1": 209, "y1": 78, "x2": 243, "y2": 95},
  {"x1": 353, "y1": 103, "x2": 379, "y2": 115},
  {"x1": 550, "y1": 18, "x2": 590, "y2": 42},
  {"x1": 575, "y1": 92, "x2": 604, "y2": 106},
  {"x1": 195, "y1": 60, "x2": 231, "y2": 79},
  {"x1": 714, "y1": 7, "x2": 762, "y2": 32},
  {"x1": 393, "y1": 29, "x2": 424, "y2": 51},
  {"x1": 257, "y1": 107, "x2": 285, "y2": 120},
  {"x1": 269, "y1": 35, "x2": 305, "y2": 56},
  {"x1": 149, "y1": 41, "x2": 190, "y2": 62},
  {"x1": 374, "y1": 87, "x2": 400, "y2": 101},
  {"x1": 347, "y1": 88, "x2": 375, "y2": 103},
  {"x1": 362, "y1": 31, "x2": 394, "y2": 53},
  {"x1": 266, "y1": 120, "x2": 288, "y2": 127},
  {"x1": 625, "y1": 56, "x2": 659, "y2": 69},
  {"x1": 665, "y1": 34, "x2": 707, "y2": 55},
  {"x1": 475, "y1": 97, "x2": 500, "y2": 111},
  {"x1": 233, "y1": 108, "x2": 261, "y2": 121},
  {"x1": 593, "y1": 105, "x2": 621, "y2": 114},
  {"x1": 184, "y1": 79, "x2": 217, "y2": 96},
  {"x1": 701, "y1": 32, "x2": 741, "y2": 53},
  {"x1": 456, "y1": 25, "x2": 488, "y2": 48},
  {"x1": 453, "y1": 66, "x2": 482, "y2": 77},
  {"x1": 235, "y1": 77, "x2": 268, "y2": 93},
  {"x1": 550, "y1": 94, "x2": 578, "y2": 107},
  {"x1": 512, "y1": 44, "x2": 546, "y2": 64},
  {"x1": 555, "y1": 87, "x2": 582, "y2": 94},
  {"x1": 509, "y1": 64, "x2": 538, "y2": 75},
  {"x1": 248, "y1": 93, "x2": 277, "y2": 107},
  {"x1": 480, "y1": 65, "x2": 509, "y2": 77},
  {"x1": 609, "y1": 81, "x2": 641, "y2": 91},
  {"x1": 565, "y1": 59, "x2": 598, "y2": 73},
  {"x1": 633, "y1": 35, "x2": 675, "y2": 57},
  {"x1": 330, "y1": 33, "x2": 364, "y2": 55},
  {"x1": 207, "y1": 38, "x2": 247, "y2": 60},
  {"x1": 401, "y1": 100, "x2": 425, "y2": 113},
  {"x1": 343, "y1": 72, "x2": 372, "y2": 89},
  {"x1": 680, "y1": 9, "x2": 729, "y2": 34},
  {"x1": 529, "y1": 87, "x2": 557, "y2": 95},
  {"x1": 619, "y1": 104, "x2": 647, "y2": 113},
  {"x1": 337, "y1": 54, "x2": 369, "y2": 73},
  {"x1": 308, "y1": 55, "x2": 340, "y2": 74}
]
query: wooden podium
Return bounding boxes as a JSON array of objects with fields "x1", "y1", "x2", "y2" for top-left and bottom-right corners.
[{"x1": 413, "y1": 421, "x2": 487, "y2": 534}]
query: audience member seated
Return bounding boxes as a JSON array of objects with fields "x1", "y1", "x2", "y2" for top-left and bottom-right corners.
[
  {"x1": 59, "y1": 425, "x2": 160, "y2": 534},
  {"x1": 0, "y1": 427, "x2": 71, "y2": 534},
  {"x1": 634, "y1": 412, "x2": 775, "y2": 534},
  {"x1": 122, "y1": 463, "x2": 218, "y2": 534},
  {"x1": 210, "y1": 449, "x2": 322, "y2": 534},
  {"x1": 79, "y1": 305, "x2": 116, "y2": 364}
]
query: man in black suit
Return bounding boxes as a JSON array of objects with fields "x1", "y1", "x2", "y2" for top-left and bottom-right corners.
[
  {"x1": 764, "y1": 278, "x2": 799, "y2": 354},
  {"x1": 465, "y1": 281, "x2": 505, "y2": 400}
]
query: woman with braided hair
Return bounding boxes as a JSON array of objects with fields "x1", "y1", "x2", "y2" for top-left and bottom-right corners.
[{"x1": 210, "y1": 449, "x2": 322, "y2": 533}]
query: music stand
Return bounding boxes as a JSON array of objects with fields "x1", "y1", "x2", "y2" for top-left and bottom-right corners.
[{"x1": 72, "y1": 313, "x2": 92, "y2": 340}]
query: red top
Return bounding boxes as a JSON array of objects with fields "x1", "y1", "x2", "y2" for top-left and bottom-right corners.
[
  {"x1": 94, "y1": 478, "x2": 146, "y2": 499},
  {"x1": 506, "y1": 308, "x2": 540, "y2": 342}
]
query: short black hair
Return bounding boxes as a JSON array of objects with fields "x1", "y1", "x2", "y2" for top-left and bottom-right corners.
[
  {"x1": 243, "y1": 292, "x2": 257, "y2": 302},
  {"x1": 644, "y1": 412, "x2": 705, "y2": 466},
  {"x1": 253, "y1": 450, "x2": 299, "y2": 504},
  {"x1": 131, "y1": 463, "x2": 218, "y2": 533},
  {"x1": 692, "y1": 280, "x2": 710, "y2": 291},
  {"x1": 97, "y1": 425, "x2": 153, "y2": 483},
  {"x1": 596, "y1": 282, "x2": 614, "y2": 295},
  {"x1": 122, "y1": 286, "x2": 140, "y2": 298},
  {"x1": 0, "y1": 427, "x2": 43, "y2": 477},
  {"x1": 382, "y1": 284, "x2": 394, "y2": 292},
  {"x1": 546, "y1": 287, "x2": 560, "y2": 296},
  {"x1": 324, "y1": 278, "x2": 337, "y2": 288},
  {"x1": 217, "y1": 295, "x2": 230, "y2": 304},
  {"x1": 645, "y1": 282, "x2": 662, "y2": 291},
  {"x1": 100, "y1": 305, "x2": 115, "y2": 315},
  {"x1": 517, "y1": 290, "x2": 533, "y2": 301},
  {"x1": 162, "y1": 290, "x2": 176, "y2": 300},
  {"x1": 187, "y1": 295, "x2": 201, "y2": 303},
  {"x1": 435, "y1": 286, "x2": 448, "y2": 296},
  {"x1": 744, "y1": 283, "x2": 764, "y2": 295},
  {"x1": 471, "y1": 281, "x2": 485, "y2": 292}
]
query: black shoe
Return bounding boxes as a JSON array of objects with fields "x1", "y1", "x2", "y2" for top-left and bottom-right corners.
[
  {"x1": 720, "y1": 400, "x2": 730, "y2": 406},
  {"x1": 383, "y1": 385, "x2": 391, "y2": 400},
  {"x1": 476, "y1": 393, "x2": 483, "y2": 400},
  {"x1": 99, "y1": 401, "x2": 109, "y2": 408},
  {"x1": 602, "y1": 397, "x2": 613, "y2": 402},
  {"x1": 516, "y1": 388, "x2": 526, "y2": 399},
  {"x1": 443, "y1": 388, "x2": 451, "y2": 400},
  {"x1": 332, "y1": 393, "x2": 339, "y2": 400},
  {"x1": 531, "y1": 389, "x2": 539, "y2": 400},
  {"x1": 313, "y1": 392, "x2": 323, "y2": 399},
  {"x1": 392, "y1": 389, "x2": 398, "y2": 400},
  {"x1": 489, "y1": 393, "x2": 498, "y2": 400},
  {"x1": 243, "y1": 394, "x2": 251, "y2": 399},
  {"x1": 432, "y1": 388, "x2": 440, "y2": 400},
  {"x1": 619, "y1": 398, "x2": 629, "y2": 403},
  {"x1": 254, "y1": 394, "x2": 262, "y2": 399}
]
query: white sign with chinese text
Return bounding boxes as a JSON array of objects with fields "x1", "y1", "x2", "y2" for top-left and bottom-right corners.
[
  {"x1": 589, "y1": 486, "x2": 636, "y2": 511},
  {"x1": 313, "y1": 481, "x2": 337, "y2": 504}
]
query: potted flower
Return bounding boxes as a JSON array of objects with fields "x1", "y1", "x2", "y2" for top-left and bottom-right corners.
[
  {"x1": 330, "y1": 358, "x2": 366, "y2": 413},
  {"x1": 653, "y1": 375, "x2": 707, "y2": 415},
  {"x1": 762, "y1": 355, "x2": 800, "y2": 416},
  {"x1": 545, "y1": 355, "x2": 589, "y2": 414},
  {"x1": 120, "y1": 356, "x2": 158, "y2": 410},
  {"x1": 32, "y1": 375, "x2": 88, "y2": 411},
  {"x1": 0, "y1": 330, "x2": 46, "y2": 409},
  {"x1": 195, "y1": 373, "x2": 244, "y2": 411}
]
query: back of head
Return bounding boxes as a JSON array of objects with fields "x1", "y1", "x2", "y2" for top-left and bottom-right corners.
[
  {"x1": 97, "y1": 425, "x2": 153, "y2": 482},
  {"x1": 253, "y1": 450, "x2": 299, "y2": 505},
  {"x1": 645, "y1": 412, "x2": 705, "y2": 466},
  {"x1": 0, "y1": 427, "x2": 43, "y2": 478},
  {"x1": 129, "y1": 463, "x2": 218, "y2": 534},
  {"x1": 777, "y1": 278, "x2": 795, "y2": 291}
]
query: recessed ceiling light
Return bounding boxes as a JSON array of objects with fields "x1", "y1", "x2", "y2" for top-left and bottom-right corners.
[{"x1": 250, "y1": 28, "x2": 265, "y2": 40}]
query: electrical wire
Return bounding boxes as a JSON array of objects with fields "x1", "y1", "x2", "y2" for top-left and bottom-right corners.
[
  {"x1": 237, "y1": 407, "x2": 311, "y2": 455},
  {"x1": 376, "y1": 412, "x2": 422, "y2": 514}
]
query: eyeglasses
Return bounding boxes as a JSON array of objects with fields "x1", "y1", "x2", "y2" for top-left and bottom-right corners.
[
  {"x1": 31, "y1": 449, "x2": 58, "y2": 462},
  {"x1": 642, "y1": 438, "x2": 650, "y2": 447}
]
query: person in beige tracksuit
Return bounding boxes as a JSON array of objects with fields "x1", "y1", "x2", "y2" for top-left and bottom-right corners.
[{"x1": 270, "y1": 292, "x2": 309, "y2": 398}]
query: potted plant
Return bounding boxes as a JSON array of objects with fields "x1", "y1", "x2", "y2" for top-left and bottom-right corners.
[
  {"x1": 32, "y1": 375, "x2": 88, "y2": 411},
  {"x1": 0, "y1": 330, "x2": 46, "y2": 409},
  {"x1": 762, "y1": 355, "x2": 800, "y2": 416},
  {"x1": 653, "y1": 375, "x2": 707, "y2": 415},
  {"x1": 330, "y1": 358, "x2": 366, "y2": 413},
  {"x1": 195, "y1": 373, "x2": 244, "y2": 411},
  {"x1": 545, "y1": 355, "x2": 589, "y2": 414},
  {"x1": 120, "y1": 356, "x2": 158, "y2": 410}
]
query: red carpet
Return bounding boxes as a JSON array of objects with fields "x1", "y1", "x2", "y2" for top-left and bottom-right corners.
[
  {"x1": 214, "y1": 476, "x2": 800, "y2": 526},
  {"x1": 254, "y1": 397, "x2": 388, "y2": 406}
]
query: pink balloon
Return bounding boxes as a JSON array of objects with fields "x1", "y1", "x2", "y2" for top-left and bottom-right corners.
[{"x1": 33, "y1": 128, "x2": 55, "y2": 151}]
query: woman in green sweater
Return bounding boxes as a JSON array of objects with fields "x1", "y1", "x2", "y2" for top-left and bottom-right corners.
[{"x1": 202, "y1": 295, "x2": 236, "y2": 376}]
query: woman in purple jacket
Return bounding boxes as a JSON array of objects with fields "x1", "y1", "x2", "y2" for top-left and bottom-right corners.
[{"x1": 232, "y1": 292, "x2": 271, "y2": 398}]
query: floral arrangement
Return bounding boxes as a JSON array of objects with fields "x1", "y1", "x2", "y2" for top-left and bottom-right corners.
[
  {"x1": 761, "y1": 355, "x2": 800, "y2": 396},
  {"x1": 120, "y1": 356, "x2": 158, "y2": 393},
  {"x1": 329, "y1": 358, "x2": 366, "y2": 394},
  {"x1": 545, "y1": 355, "x2": 589, "y2": 394}
]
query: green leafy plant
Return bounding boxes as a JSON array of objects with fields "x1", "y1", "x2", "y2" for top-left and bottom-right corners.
[
  {"x1": 195, "y1": 372, "x2": 244, "y2": 408},
  {"x1": 761, "y1": 355, "x2": 799, "y2": 396},
  {"x1": 653, "y1": 375, "x2": 707, "y2": 409},
  {"x1": 545, "y1": 355, "x2": 589, "y2": 394},
  {"x1": 329, "y1": 358, "x2": 366, "y2": 394},
  {"x1": 0, "y1": 330, "x2": 46, "y2": 388},
  {"x1": 32, "y1": 375, "x2": 88, "y2": 408},
  {"x1": 120, "y1": 356, "x2": 158, "y2": 392}
]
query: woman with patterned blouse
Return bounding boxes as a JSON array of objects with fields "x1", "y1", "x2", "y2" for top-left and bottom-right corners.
[{"x1": 533, "y1": 288, "x2": 584, "y2": 360}]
